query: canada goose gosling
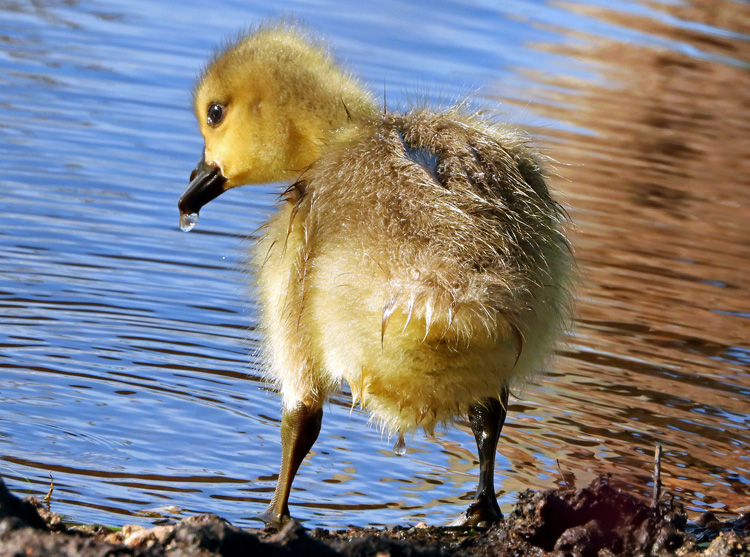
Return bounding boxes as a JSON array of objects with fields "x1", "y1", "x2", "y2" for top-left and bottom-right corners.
[{"x1": 178, "y1": 23, "x2": 572, "y2": 527}]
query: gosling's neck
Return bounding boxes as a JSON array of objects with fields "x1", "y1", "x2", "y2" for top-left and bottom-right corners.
[{"x1": 282, "y1": 95, "x2": 377, "y2": 180}]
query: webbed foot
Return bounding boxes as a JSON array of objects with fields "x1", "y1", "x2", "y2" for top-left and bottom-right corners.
[{"x1": 459, "y1": 493, "x2": 503, "y2": 527}]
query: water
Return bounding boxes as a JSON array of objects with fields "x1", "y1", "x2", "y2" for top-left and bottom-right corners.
[
  {"x1": 393, "y1": 435, "x2": 407, "y2": 458},
  {"x1": 1, "y1": 0, "x2": 748, "y2": 529},
  {"x1": 179, "y1": 213, "x2": 199, "y2": 233}
]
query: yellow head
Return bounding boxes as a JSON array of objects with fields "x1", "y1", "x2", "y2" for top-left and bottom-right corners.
[{"x1": 178, "y1": 23, "x2": 376, "y2": 224}]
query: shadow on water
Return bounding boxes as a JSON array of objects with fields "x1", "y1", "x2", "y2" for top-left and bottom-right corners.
[
  {"x1": 0, "y1": 0, "x2": 748, "y2": 529},
  {"x1": 491, "y1": 0, "x2": 750, "y2": 514}
]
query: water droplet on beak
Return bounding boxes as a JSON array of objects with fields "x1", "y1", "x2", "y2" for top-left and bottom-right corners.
[
  {"x1": 179, "y1": 212, "x2": 199, "y2": 232},
  {"x1": 393, "y1": 434, "x2": 406, "y2": 456}
]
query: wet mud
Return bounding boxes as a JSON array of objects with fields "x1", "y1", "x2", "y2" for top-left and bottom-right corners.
[{"x1": 2, "y1": 476, "x2": 748, "y2": 556}]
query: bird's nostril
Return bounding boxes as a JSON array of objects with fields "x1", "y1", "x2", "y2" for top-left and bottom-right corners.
[{"x1": 190, "y1": 168, "x2": 197, "y2": 182}]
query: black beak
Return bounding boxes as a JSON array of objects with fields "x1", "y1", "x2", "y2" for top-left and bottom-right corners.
[{"x1": 178, "y1": 152, "x2": 228, "y2": 217}]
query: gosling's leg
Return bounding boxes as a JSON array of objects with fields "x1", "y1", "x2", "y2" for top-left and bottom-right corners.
[
  {"x1": 461, "y1": 387, "x2": 510, "y2": 527},
  {"x1": 261, "y1": 402, "x2": 323, "y2": 525}
]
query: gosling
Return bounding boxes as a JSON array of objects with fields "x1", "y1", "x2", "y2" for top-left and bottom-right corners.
[{"x1": 178, "y1": 23, "x2": 572, "y2": 527}]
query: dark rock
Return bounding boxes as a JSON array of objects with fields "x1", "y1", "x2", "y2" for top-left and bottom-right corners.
[
  {"x1": 269, "y1": 520, "x2": 341, "y2": 556},
  {"x1": 330, "y1": 532, "x2": 448, "y2": 557},
  {"x1": 170, "y1": 514, "x2": 263, "y2": 555},
  {"x1": 465, "y1": 475, "x2": 687, "y2": 556},
  {"x1": 695, "y1": 511, "x2": 717, "y2": 527},
  {"x1": 161, "y1": 514, "x2": 343, "y2": 556},
  {"x1": 1, "y1": 475, "x2": 749, "y2": 556},
  {"x1": 553, "y1": 519, "x2": 606, "y2": 553},
  {"x1": 0, "y1": 521, "x2": 146, "y2": 557},
  {"x1": 0, "y1": 477, "x2": 48, "y2": 530}
]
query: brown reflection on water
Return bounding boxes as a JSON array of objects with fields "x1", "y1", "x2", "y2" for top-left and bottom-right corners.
[{"x1": 495, "y1": 0, "x2": 750, "y2": 514}]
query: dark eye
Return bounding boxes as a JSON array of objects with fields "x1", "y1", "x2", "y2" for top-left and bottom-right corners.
[{"x1": 207, "y1": 103, "x2": 225, "y2": 127}]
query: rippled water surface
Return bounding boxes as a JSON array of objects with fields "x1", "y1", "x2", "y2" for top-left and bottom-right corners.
[{"x1": 2, "y1": 0, "x2": 748, "y2": 528}]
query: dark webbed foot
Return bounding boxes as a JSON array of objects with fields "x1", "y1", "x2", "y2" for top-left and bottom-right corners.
[
  {"x1": 460, "y1": 493, "x2": 503, "y2": 527},
  {"x1": 459, "y1": 388, "x2": 509, "y2": 527},
  {"x1": 259, "y1": 509, "x2": 292, "y2": 528}
]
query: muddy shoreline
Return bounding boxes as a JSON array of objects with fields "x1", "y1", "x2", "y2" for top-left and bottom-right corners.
[{"x1": 1, "y1": 476, "x2": 747, "y2": 556}]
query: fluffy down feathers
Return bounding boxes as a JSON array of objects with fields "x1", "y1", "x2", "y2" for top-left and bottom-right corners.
[{"x1": 253, "y1": 107, "x2": 571, "y2": 435}]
